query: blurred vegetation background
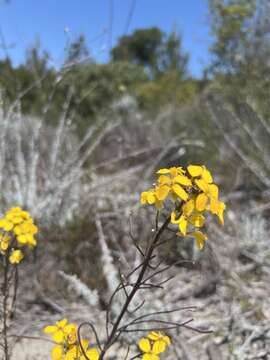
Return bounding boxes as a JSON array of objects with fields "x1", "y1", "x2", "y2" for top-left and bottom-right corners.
[{"x1": 1, "y1": 0, "x2": 270, "y2": 358}]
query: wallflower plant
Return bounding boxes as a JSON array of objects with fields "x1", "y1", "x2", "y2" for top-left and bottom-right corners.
[
  {"x1": 42, "y1": 164, "x2": 226, "y2": 360},
  {"x1": 0, "y1": 207, "x2": 38, "y2": 360},
  {"x1": 0, "y1": 165, "x2": 225, "y2": 360}
]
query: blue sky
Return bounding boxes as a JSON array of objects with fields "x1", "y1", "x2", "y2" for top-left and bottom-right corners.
[{"x1": 0, "y1": 0, "x2": 212, "y2": 77}]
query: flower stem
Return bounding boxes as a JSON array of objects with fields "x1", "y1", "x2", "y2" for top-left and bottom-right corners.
[
  {"x1": 3, "y1": 254, "x2": 10, "y2": 360},
  {"x1": 99, "y1": 215, "x2": 171, "y2": 360}
]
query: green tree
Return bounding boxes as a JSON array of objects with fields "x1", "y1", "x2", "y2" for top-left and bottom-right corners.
[
  {"x1": 111, "y1": 27, "x2": 163, "y2": 77},
  {"x1": 208, "y1": 0, "x2": 270, "y2": 114},
  {"x1": 209, "y1": 0, "x2": 257, "y2": 73},
  {"x1": 64, "y1": 34, "x2": 90, "y2": 65},
  {"x1": 111, "y1": 27, "x2": 188, "y2": 79}
]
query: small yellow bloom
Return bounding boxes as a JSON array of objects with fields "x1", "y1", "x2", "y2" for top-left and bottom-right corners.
[
  {"x1": 148, "y1": 331, "x2": 171, "y2": 352},
  {"x1": 141, "y1": 164, "x2": 226, "y2": 250},
  {"x1": 9, "y1": 249, "x2": 24, "y2": 264},
  {"x1": 65, "y1": 339, "x2": 99, "y2": 360},
  {"x1": 0, "y1": 235, "x2": 10, "y2": 252},
  {"x1": 44, "y1": 318, "x2": 69, "y2": 344},
  {"x1": 0, "y1": 207, "x2": 38, "y2": 253},
  {"x1": 155, "y1": 185, "x2": 171, "y2": 201},
  {"x1": 138, "y1": 338, "x2": 162, "y2": 360}
]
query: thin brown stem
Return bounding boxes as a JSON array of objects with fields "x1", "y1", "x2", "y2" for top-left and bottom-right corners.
[
  {"x1": 99, "y1": 215, "x2": 171, "y2": 359},
  {"x1": 3, "y1": 254, "x2": 10, "y2": 360}
]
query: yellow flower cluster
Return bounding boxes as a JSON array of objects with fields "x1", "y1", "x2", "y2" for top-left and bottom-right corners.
[
  {"x1": 0, "y1": 207, "x2": 38, "y2": 264},
  {"x1": 141, "y1": 165, "x2": 226, "y2": 249},
  {"x1": 44, "y1": 319, "x2": 99, "y2": 360},
  {"x1": 138, "y1": 331, "x2": 171, "y2": 360}
]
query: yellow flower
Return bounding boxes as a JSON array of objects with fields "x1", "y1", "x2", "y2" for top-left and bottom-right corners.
[
  {"x1": 141, "y1": 164, "x2": 226, "y2": 250},
  {"x1": 64, "y1": 324, "x2": 78, "y2": 345},
  {"x1": 141, "y1": 190, "x2": 163, "y2": 210},
  {"x1": 0, "y1": 219, "x2": 14, "y2": 232},
  {"x1": 156, "y1": 170, "x2": 191, "y2": 202},
  {"x1": 44, "y1": 319, "x2": 98, "y2": 360},
  {"x1": 138, "y1": 338, "x2": 163, "y2": 360},
  {"x1": 44, "y1": 318, "x2": 69, "y2": 344},
  {"x1": 9, "y1": 249, "x2": 24, "y2": 264},
  {"x1": 187, "y1": 165, "x2": 213, "y2": 183},
  {"x1": 148, "y1": 332, "x2": 171, "y2": 352},
  {"x1": 171, "y1": 209, "x2": 204, "y2": 236},
  {"x1": 171, "y1": 211, "x2": 188, "y2": 235},
  {"x1": 0, "y1": 235, "x2": 10, "y2": 252},
  {"x1": 65, "y1": 340, "x2": 99, "y2": 360},
  {"x1": 0, "y1": 207, "x2": 38, "y2": 250}
]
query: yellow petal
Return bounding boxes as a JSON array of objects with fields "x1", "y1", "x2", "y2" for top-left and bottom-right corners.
[
  {"x1": 148, "y1": 331, "x2": 160, "y2": 341},
  {"x1": 195, "y1": 193, "x2": 208, "y2": 211},
  {"x1": 0, "y1": 241, "x2": 9, "y2": 251},
  {"x1": 13, "y1": 225, "x2": 22, "y2": 235},
  {"x1": 209, "y1": 184, "x2": 219, "y2": 199},
  {"x1": 179, "y1": 215, "x2": 188, "y2": 235},
  {"x1": 174, "y1": 175, "x2": 192, "y2": 187},
  {"x1": 142, "y1": 355, "x2": 159, "y2": 360},
  {"x1": 29, "y1": 224, "x2": 38, "y2": 234},
  {"x1": 17, "y1": 234, "x2": 28, "y2": 244},
  {"x1": 158, "y1": 175, "x2": 171, "y2": 185},
  {"x1": 187, "y1": 165, "x2": 203, "y2": 177},
  {"x1": 80, "y1": 339, "x2": 89, "y2": 351},
  {"x1": 3, "y1": 221, "x2": 13, "y2": 232},
  {"x1": 57, "y1": 318, "x2": 68, "y2": 328},
  {"x1": 52, "y1": 345, "x2": 63, "y2": 360},
  {"x1": 141, "y1": 192, "x2": 147, "y2": 204},
  {"x1": 53, "y1": 330, "x2": 64, "y2": 343},
  {"x1": 210, "y1": 198, "x2": 219, "y2": 214},
  {"x1": 176, "y1": 166, "x2": 185, "y2": 174},
  {"x1": 154, "y1": 199, "x2": 163, "y2": 210},
  {"x1": 195, "y1": 179, "x2": 209, "y2": 193},
  {"x1": 172, "y1": 184, "x2": 188, "y2": 201},
  {"x1": 64, "y1": 323, "x2": 77, "y2": 334},
  {"x1": 171, "y1": 211, "x2": 180, "y2": 224},
  {"x1": 147, "y1": 191, "x2": 156, "y2": 205},
  {"x1": 85, "y1": 348, "x2": 99, "y2": 360},
  {"x1": 155, "y1": 185, "x2": 170, "y2": 201},
  {"x1": 141, "y1": 192, "x2": 148, "y2": 205},
  {"x1": 182, "y1": 199, "x2": 194, "y2": 216},
  {"x1": 218, "y1": 201, "x2": 226, "y2": 225},
  {"x1": 189, "y1": 214, "x2": 205, "y2": 227},
  {"x1": 65, "y1": 345, "x2": 78, "y2": 359},
  {"x1": 169, "y1": 167, "x2": 179, "y2": 177},
  {"x1": 11, "y1": 216, "x2": 23, "y2": 224},
  {"x1": 163, "y1": 336, "x2": 171, "y2": 346},
  {"x1": 202, "y1": 168, "x2": 213, "y2": 183},
  {"x1": 0, "y1": 219, "x2": 6, "y2": 228},
  {"x1": 44, "y1": 325, "x2": 58, "y2": 334},
  {"x1": 157, "y1": 168, "x2": 170, "y2": 174},
  {"x1": 138, "y1": 338, "x2": 151, "y2": 353},
  {"x1": 192, "y1": 231, "x2": 208, "y2": 250},
  {"x1": 152, "y1": 340, "x2": 166, "y2": 354}
]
